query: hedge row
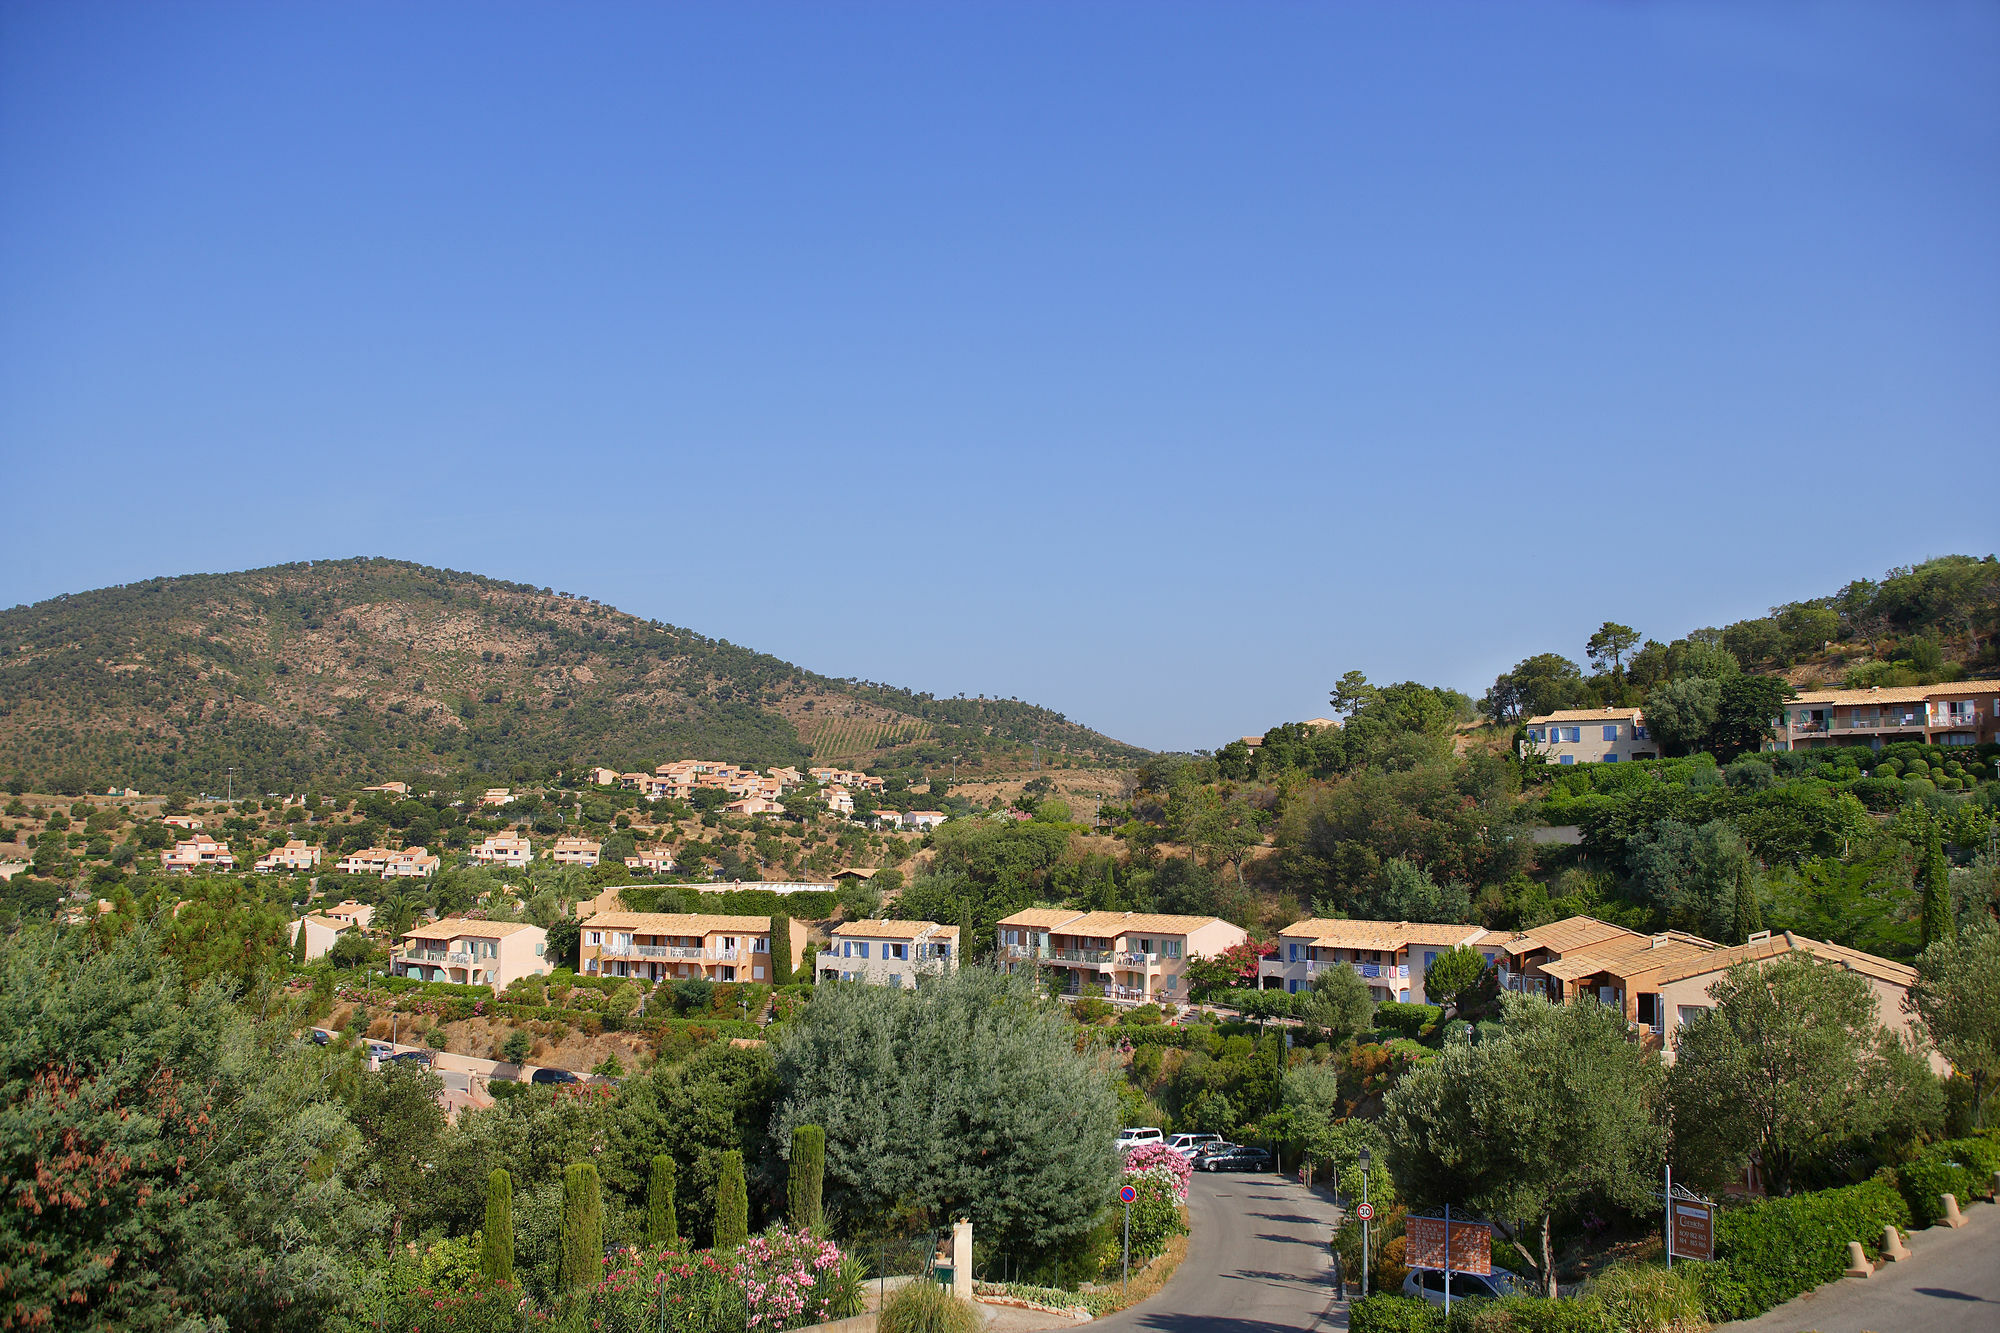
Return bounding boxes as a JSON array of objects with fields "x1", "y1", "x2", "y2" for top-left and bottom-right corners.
[
  {"x1": 1895, "y1": 1134, "x2": 2000, "y2": 1227},
  {"x1": 1349, "y1": 1294, "x2": 1606, "y2": 1333},
  {"x1": 1702, "y1": 1177, "x2": 1911, "y2": 1321}
]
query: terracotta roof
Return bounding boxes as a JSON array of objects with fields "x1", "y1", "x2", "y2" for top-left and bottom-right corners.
[
  {"x1": 1274, "y1": 917, "x2": 1486, "y2": 950},
  {"x1": 1651, "y1": 931, "x2": 1917, "y2": 988},
  {"x1": 1493, "y1": 915, "x2": 1643, "y2": 956},
  {"x1": 1526, "y1": 708, "x2": 1645, "y2": 724},
  {"x1": 582, "y1": 911, "x2": 775, "y2": 934},
  {"x1": 1537, "y1": 933, "x2": 1717, "y2": 982},
  {"x1": 1055, "y1": 911, "x2": 1239, "y2": 936},
  {"x1": 400, "y1": 918, "x2": 539, "y2": 940},
  {"x1": 301, "y1": 914, "x2": 348, "y2": 931},
  {"x1": 832, "y1": 867, "x2": 878, "y2": 880},
  {"x1": 1788, "y1": 681, "x2": 1997, "y2": 706},
  {"x1": 996, "y1": 908, "x2": 1087, "y2": 929},
  {"x1": 831, "y1": 919, "x2": 961, "y2": 939}
]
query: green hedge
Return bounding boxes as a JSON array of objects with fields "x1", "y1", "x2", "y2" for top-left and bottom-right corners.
[
  {"x1": 1895, "y1": 1135, "x2": 2000, "y2": 1227},
  {"x1": 1350, "y1": 1292, "x2": 1615, "y2": 1333},
  {"x1": 1373, "y1": 1003, "x2": 1443, "y2": 1039},
  {"x1": 372, "y1": 975, "x2": 495, "y2": 999},
  {"x1": 1701, "y1": 1177, "x2": 1911, "y2": 1321}
]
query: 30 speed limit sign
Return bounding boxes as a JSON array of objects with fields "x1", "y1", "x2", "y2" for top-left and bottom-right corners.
[{"x1": 1354, "y1": 1202, "x2": 1374, "y2": 1221}]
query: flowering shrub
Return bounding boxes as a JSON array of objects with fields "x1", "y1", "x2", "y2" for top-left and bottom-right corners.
[
  {"x1": 733, "y1": 1226, "x2": 844, "y2": 1329},
  {"x1": 383, "y1": 1277, "x2": 541, "y2": 1333},
  {"x1": 1121, "y1": 1172, "x2": 1188, "y2": 1261},
  {"x1": 1123, "y1": 1144, "x2": 1192, "y2": 1201}
]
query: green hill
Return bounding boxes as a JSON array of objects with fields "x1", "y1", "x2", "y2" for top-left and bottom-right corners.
[{"x1": 0, "y1": 557, "x2": 1146, "y2": 794}]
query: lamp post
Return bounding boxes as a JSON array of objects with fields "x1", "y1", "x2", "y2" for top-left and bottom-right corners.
[{"x1": 1359, "y1": 1147, "x2": 1371, "y2": 1298}]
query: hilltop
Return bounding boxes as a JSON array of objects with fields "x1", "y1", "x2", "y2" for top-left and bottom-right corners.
[{"x1": 0, "y1": 557, "x2": 1147, "y2": 793}]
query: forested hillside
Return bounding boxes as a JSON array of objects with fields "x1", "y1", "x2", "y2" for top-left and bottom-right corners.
[{"x1": 0, "y1": 558, "x2": 1145, "y2": 793}]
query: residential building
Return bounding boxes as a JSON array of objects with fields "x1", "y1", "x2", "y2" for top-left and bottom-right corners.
[
  {"x1": 550, "y1": 837, "x2": 602, "y2": 867},
  {"x1": 579, "y1": 912, "x2": 810, "y2": 983},
  {"x1": 1770, "y1": 682, "x2": 2000, "y2": 751},
  {"x1": 1257, "y1": 919, "x2": 1492, "y2": 1003},
  {"x1": 336, "y1": 846, "x2": 440, "y2": 878},
  {"x1": 479, "y1": 788, "x2": 512, "y2": 807},
  {"x1": 902, "y1": 810, "x2": 948, "y2": 831},
  {"x1": 624, "y1": 850, "x2": 677, "y2": 873},
  {"x1": 820, "y1": 920, "x2": 960, "y2": 987},
  {"x1": 288, "y1": 914, "x2": 350, "y2": 960},
  {"x1": 822, "y1": 786, "x2": 854, "y2": 816},
  {"x1": 254, "y1": 839, "x2": 322, "y2": 873},
  {"x1": 587, "y1": 767, "x2": 622, "y2": 786},
  {"x1": 391, "y1": 919, "x2": 550, "y2": 988},
  {"x1": 363, "y1": 781, "x2": 411, "y2": 796},
  {"x1": 1521, "y1": 708, "x2": 1657, "y2": 765},
  {"x1": 724, "y1": 796, "x2": 786, "y2": 817},
  {"x1": 810, "y1": 767, "x2": 885, "y2": 792},
  {"x1": 995, "y1": 909, "x2": 1248, "y2": 1001},
  {"x1": 322, "y1": 899, "x2": 376, "y2": 930},
  {"x1": 161, "y1": 815, "x2": 205, "y2": 830},
  {"x1": 471, "y1": 833, "x2": 532, "y2": 867},
  {"x1": 161, "y1": 835, "x2": 235, "y2": 874}
]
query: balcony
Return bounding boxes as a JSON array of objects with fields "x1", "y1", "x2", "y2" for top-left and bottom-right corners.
[
  {"x1": 1114, "y1": 951, "x2": 1161, "y2": 968},
  {"x1": 399, "y1": 949, "x2": 473, "y2": 967},
  {"x1": 1048, "y1": 948, "x2": 1116, "y2": 965},
  {"x1": 1931, "y1": 710, "x2": 1983, "y2": 731},
  {"x1": 1001, "y1": 943, "x2": 1050, "y2": 961},
  {"x1": 598, "y1": 942, "x2": 741, "y2": 961},
  {"x1": 1826, "y1": 715, "x2": 1924, "y2": 733}
]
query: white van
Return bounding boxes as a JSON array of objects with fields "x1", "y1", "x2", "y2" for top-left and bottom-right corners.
[
  {"x1": 1165, "y1": 1132, "x2": 1224, "y2": 1158},
  {"x1": 1116, "y1": 1126, "x2": 1164, "y2": 1152}
]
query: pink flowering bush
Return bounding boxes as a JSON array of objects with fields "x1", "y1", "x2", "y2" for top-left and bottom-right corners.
[
  {"x1": 732, "y1": 1226, "x2": 845, "y2": 1330},
  {"x1": 1123, "y1": 1144, "x2": 1192, "y2": 1201},
  {"x1": 559, "y1": 1229, "x2": 846, "y2": 1333}
]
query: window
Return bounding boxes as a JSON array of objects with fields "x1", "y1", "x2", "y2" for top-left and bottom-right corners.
[
  {"x1": 753, "y1": 965, "x2": 765, "y2": 980},
  {"x1": 1424, "y1": 950, "x2": 1437, "y2": 970},
  {"x1": 856, "y1": 943, "x2": 870, "y2": 959},
  {"x1": 1526, "y1": 727, "x2": 1544, "y2": 742},
  {"x1": 1163, "y1": 975, "x2": 1178, "y2": 991},
  {"x1": 1289, "y1": 943, "x2": 1301, "y2": 962},
  {"x1": 1562, "y1": 726, "x2": 1581, "y2": 743},
  {"x1": 1677, "y1": 1005, "x2": 1709, "y2": 1027},
  {"x1": 1634, "y1": 724, "x2": 1650, "y2": 739},
  {"x1": 1138, "y1": 938, "x2": 1154, "y2": 954},
  {"x1": 587, "y1": 931, "x2": 602, "y2": 945},
  {"x1": 887, "y1": 943, "x2": 906, "y2": 960},
  {"x1": 889, "y1": 974, "x2": 903, "y2": 987},
  {"x1": 1636, "y1": 993, "x2": 1659, "y2": 1025},
  {"x1": 1287, "y1": 979, "x2": 1300, "y2": 994},
  {"x1": 1559, "y1": 755, "x2": 1575, "y2": 765},
  {"x1": 753, "y1": 937, "x2": 769, "y2": 953},
  {"x1": 938, "y1": 943, "x2": 950, "y2": 959},
  {"x1": 1604, "y1": 753, "x2": 1619, "y2": 763},
  {"x1": 1603, "y1": 724, "x2": 1620, "y2": 741},
  {"x1": 1166, "y1": 940, "x2": 1182, "y2": 959}
]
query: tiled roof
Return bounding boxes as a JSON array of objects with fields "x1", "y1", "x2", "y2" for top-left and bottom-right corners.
[
  {"x1": 996, "y1": 908, "x2": 1086, "y2": 929},
  {"x1": 1650, "y1": 931, "x2": 1917, "y2": 988},
  {"x1": 401, "y1": 918, "x2": 538, "y2": 940},
  {"x1": 1526, "y1": 708, "x2": 1645, "y2": 724},
  {"x1": 582, "y1": 912, "x2": 774, "y2": 934},
  {"x1": 1493, "y1": 915, "x2": 1642, "y2": 956},
  {"x1": 1537, "y1": 933, "x2": 1717, "y2": 982},
  {"x1": 1788, "y1": 681, "x2": 1997, "y2": 706},
  {"x1": 831, "y1": 919, "x2": 960, "y2": 939},
  {"x1": 1056, "y1": 911, "x2": 1238, "y2": 936},
  {"x1": 1274, "y1": 917, "x2": 1485, "y2": 950}
]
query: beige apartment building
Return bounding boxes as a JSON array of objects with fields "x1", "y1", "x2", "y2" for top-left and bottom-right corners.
[
  {"x1": 1521, "y1": 708, "x2": 1658, "y2": 765},
  {"x1": 288, "y1": 913, "x2": 351, "y2": 960},
  {"x1": 471, "y1": 833, "x2": 532, "y2": 867},
  {"x1": 820, "y1": 919, "x2": 960, "y2": 987},
  {"x1": 321, "y1": 899, "x2": 376, "y2": 930},
  {"x1": 1771, "y1": 681, "x2": 1999, "y2": 751},
  {"x1": 549, "y1": 837, "x2": 601, "y2": 867},
  {"x1": 335, "y1": 846, "x2": 440, "y2": 878},
  {"x1": 391, "y1": 919, "x2": 550, "y2": 988},
  {"x1": 161, "y1": 834, "x2": 235, "y2": 873},
  {"x1": 1257, "y1": 919, "x2": 1492, "y2": 1003},
  {"x1": 254, "y1": 839, "x2": 322, "y2": 873},
  {"x1": 996, "y1": 909, "x2": 1248, "y2": 1002},
  {"x1": 580, "y1": 912, "x2": 809, "y2": 984}
]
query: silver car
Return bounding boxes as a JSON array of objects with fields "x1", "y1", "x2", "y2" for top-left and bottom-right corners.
[{"x1": 1402, "y1": 1266, "x2": 1523, "y2": 1305}]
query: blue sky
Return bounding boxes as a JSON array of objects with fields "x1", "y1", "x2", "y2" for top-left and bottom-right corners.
[{"x1": 2, "y1": 3, "x2": 1995, "y2": 752}]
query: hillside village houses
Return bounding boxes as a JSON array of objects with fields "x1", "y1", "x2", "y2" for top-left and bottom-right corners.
[
  {"x1": 322, "y1": 899, "x2": 375, "y2": 930},
  {"x1": 471, "y1": 832, "x2": 532, "y2": 867},
  {"x1": 335, "y1": 845, "x2": 440, "y2": 878},
  {"x1": 623, "y1": 849, "x2": 676, "y2": 873},
  {"x1": 997, "y1": 909, "x2": 1249, "y2": 1001},
  {"x1": 253, "y1": 839, "x2": 321, "y2": 872},
  {"x1": 1521, "y1": 707, "x2": 1658, "y2": 765},
  {"x1": 287, "y1": 913, "x2": 352, "y2": 961},
  {"x1": 821, "y1": 919, "x2": 960, "y2": 987},
  {"x1": 579, "y1": 911, "x2": 810, "y2": 983},
  {"x1": 549, "y1": 837, "x2": 601, "y2": 867},
  {"x1": 1769, "y1": 680, "x2": 2000, "y2": 750},
  {"x1": 391, "y1": 918, "x2": 550, "y2": 988},
  {"x1": 161, "y1": 814, "x2": 204, "y2": 830},
  {"x1": 1260, "y1": 919, "x2": 1494, "y2": 1004},
  {"x1": 161, "y1": 833, "x2": 235, "y2": 873}
]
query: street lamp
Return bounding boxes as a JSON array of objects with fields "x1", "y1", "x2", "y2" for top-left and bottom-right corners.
[{"x1": 1358, "y1": 1147, "x2": 1372, "y2": 1298}]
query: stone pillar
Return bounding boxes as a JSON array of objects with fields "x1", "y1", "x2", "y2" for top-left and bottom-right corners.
[
  {"x1": 1882, "y1": 1225, "x2": 1910, "y2": 1261},
  {"x1": 952, "y1": 1218, "x2": 973, "y2": 1301},
  {"x1": 1842, "y1": 1241, "x2": 1873, "y2": 1279},
  {"x1": 1942, "y1": 1193, "x2": 1966, "y2": 1228}
]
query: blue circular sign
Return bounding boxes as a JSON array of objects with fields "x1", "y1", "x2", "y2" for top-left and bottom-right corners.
[{"x1": 1120, "y1": 1185, "x2": 1138, "y2": 1204}]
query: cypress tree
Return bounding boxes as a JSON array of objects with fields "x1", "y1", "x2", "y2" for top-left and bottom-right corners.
[
  {"x1": 559, "y1": 1163, "x2": 603, "y2": 1294},
  {"x1": 1731, "y1": 865, "x2": 1763, "y2": 945},
  {"x1": 1921, "y1": 826, "x2": 1952, "y2": 948},
  {"x1": 714, "y1": 1150, "x2": 749, "y2": 1249},
  {"x1": 770, "y1": 914, "x2": 793, "y2": 986},
  {"x1": 788, "y1": 1125, "x2": 825, "y2": 1233},
  {"x1": 646, "y1": 1154, "x2": 678, "y2": 1249},
  {"x1": 481, "y1": 1167, "x2": 513, "y2": 1283},
  {"x1": 292, "y1": 921, "x2": 308, "y2": 965}
]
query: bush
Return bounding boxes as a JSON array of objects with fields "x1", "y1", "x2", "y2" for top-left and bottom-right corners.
[
  {"x1": 1373, "y1": 1003, "x2": 1443, "y2": 1040},
  {"x1": 1581, "y1": 1262, "x2": 1703, "y2": 1332},
  {"x1": 878, "y1": 1281, "x2": 981, "y2": 1333},
  {"x1": 1895, "y1": 1135, "x2": 2000, "y2": 1226},
  {"x1": 1702, "y1": 1177, "x2": 1911, "y2": 1320},
  {"x1": 1448, "y1": 1296, "x2": 1612, "y2": 1333},
  {"x1": 1350, "y1": 1294, "x2": 1442, "y2": 1333}
]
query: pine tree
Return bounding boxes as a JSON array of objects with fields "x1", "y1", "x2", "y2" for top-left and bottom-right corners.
[
  {"x1": 714, "y1": 1150, "x2": 749, "y2": 1249},
  {"x1": 481, "y1": 1167, "x2": 513, "y2": 1283},
  {"x1": 646, "y1": 1154, "x2": 678, "y2": 1249},
  {"x1": 1921, "y1": 825, "x2": 1952, "y2": 948},
  {"x1": 788, "y1": 1125, "x2": 825, "y2": 1232},
  {"x1": 1731, "y1": 864, "x2": 1763, "y2": 945},
  {"x1": 770, "y1": 914, "x2": 793, "y2": 986},
  {"x1": 559, "y1": 1163, "x2": 603, "y2": 1294}
]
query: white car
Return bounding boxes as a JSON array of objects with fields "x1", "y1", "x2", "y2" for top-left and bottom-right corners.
[
  {"x1": 1165, "y1": 1133, "x2": 1224, "y2": 1158},
  {"x1": 1402, "y1": 1267, "x2": 1523, "y2": 1305},
  {"x1": 1116, "y1": 1127, "x2": 1164, "y2": 1152}
]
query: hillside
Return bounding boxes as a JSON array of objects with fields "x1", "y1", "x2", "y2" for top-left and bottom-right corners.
[{"x1": 0, "y1": 558, "x2": 1147, "y2": 793}]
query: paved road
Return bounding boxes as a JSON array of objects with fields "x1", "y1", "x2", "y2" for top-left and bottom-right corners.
[
  {"x1": 1089, "y1": 1170, "x2": 1343, "y2": 1333},
  {"x1": 1725, "y1": 1198, "x2": 2000, "y2": 1333}
]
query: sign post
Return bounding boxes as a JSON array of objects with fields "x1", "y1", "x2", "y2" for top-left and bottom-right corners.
[
  {"x1": 1358, "y1": 1148, "x2": 1372, "y2": 1298},
  {"x1": 1119, "y1": 1184, "x2": 1137, "y2": 1289},
  {"x1": 1660, "y1": 1166, "x2": 1715, "y2": 1264},
  {"x1": 1405, "y1": 1211, "x2": 1493, "y2": 1313}
]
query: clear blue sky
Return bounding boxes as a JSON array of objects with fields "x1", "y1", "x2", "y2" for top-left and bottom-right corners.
[{"x1": 2, "y1": 3, "x2": 1995, "y2": 752}]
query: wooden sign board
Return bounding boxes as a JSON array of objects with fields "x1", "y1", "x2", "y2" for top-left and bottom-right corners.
[
  {"x1": 1670, "y1": 1201, "x2": 1714, "y2": 1261},
  {"x1": 1404, "y1": 1215, "x2": 1492, "y2": 1276}
]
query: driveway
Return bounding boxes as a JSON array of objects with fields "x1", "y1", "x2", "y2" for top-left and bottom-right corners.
[
  {"x1": 1089, "y1": 1169, "x2": 1343, "y2": 1333},
  {"x1": 1723, "y1": 1199, "x2": 2000, "y2": 1333}
]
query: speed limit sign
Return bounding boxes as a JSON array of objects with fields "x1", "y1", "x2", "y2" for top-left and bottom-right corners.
[{"x1": 1354, "y1": 1202, "x2": 1374, "y2": 1221}]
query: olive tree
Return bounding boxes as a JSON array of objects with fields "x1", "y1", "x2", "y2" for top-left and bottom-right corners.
[{"x1": 1908, "y1": 920, "x2": 2000, "y2": 1129}]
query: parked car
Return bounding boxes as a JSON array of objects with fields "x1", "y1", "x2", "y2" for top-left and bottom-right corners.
[
  {"x1": 365, "y1": 1041, "x2": 394, "y2": 1061},
  {"x1": 532, "y1": 1067, "x2": 582, "y2": 1085},
  {"x1": 1402, "y1": 1267, "x2": 1523, "y2": 1305},
  {"x1": 304, "y1": 1029, "x2": 331, "y2": 1046},
  {"x1": 384, "y1": 1049, "x2": 435, "y2": 1066},
  {"x1": 1116, "y1": 1127, "x2": 1164, "y2": 1152},
  {"x1": 1165, "y1": 1133, "x2": 1224, "y2": 1158},
  {"x1": 1196, "y1": 1145, "x2": 1273, "y2": 1172}
]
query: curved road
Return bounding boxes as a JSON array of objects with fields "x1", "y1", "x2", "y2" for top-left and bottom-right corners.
[{"x1": 1091, "y1": 1170, "x2": 1344, "y2": 1333}]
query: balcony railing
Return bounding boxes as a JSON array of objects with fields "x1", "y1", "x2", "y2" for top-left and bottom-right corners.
[
  {"x1": 399, "y1": 949, "x2": 473, "y2": 966},
  {"x1": 1932, "y1": 710, "x2": 1983, "y2": 730},
  {"x1": 598, "y1": 942, "x2": 742, "y2": 961},
  {"x1": 1114, "y1": 951, "x2": 1160, "y2": 968},
  {"x1": 1001, "y1": 943, "x2": 1049, "y2": 961},
  {"x1": 1048, "y1": 948, "x2": 1116, "y2": 965},
  {"x1": 1823, "y1": 715, "x2": 1924, "y2": 732}
]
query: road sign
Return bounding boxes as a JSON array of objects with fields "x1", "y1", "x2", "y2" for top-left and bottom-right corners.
[
  {"x1": 1119, "y1": 1185, "x2": 1138, "y2": 1204},
  {"x1": 1353, "y1": 1201, "x2": 1374, "y2": 1221},
  {"x1": 1405, "y1": 1215, "x2": 1492, "y2": 1276},
  {"x1": 1670, "y1": 1200, "x2": 1714, "y2": 1261}
]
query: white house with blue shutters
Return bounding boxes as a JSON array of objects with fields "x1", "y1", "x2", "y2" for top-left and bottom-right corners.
[{"x1": 1520, "y1": 707, "x2": 1658, "y2": 765}]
